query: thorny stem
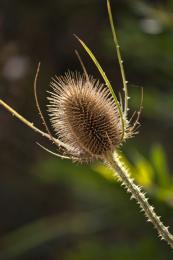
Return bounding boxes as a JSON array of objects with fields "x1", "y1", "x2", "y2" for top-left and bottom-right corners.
[{"x1": 106, "y1": 151, "x2": 173, "y2": 249}]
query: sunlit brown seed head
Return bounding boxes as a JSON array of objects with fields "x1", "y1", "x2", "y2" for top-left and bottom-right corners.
[{"x1": 47, "y1": 72, "x2": 122, "y2": 162}]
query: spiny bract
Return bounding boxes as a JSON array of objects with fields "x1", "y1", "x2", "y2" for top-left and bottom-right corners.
[{"x1": 48, "y1": 72, "x2": 123, "y2": 162}]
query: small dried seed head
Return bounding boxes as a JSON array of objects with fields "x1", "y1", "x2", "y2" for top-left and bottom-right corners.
[{"x1": 48, "y1": 72, "x2": 122, "y2": 162}]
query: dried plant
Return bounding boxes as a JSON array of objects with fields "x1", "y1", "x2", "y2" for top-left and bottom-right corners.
[
  {"x1": 0, "y1": 0, "x2": 173, "y2": 249},
  {"x1": 47, "y1": 72, "x2": 123, "y2": 162}
]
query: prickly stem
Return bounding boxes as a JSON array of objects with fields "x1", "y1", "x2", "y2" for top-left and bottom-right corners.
[{"x1": 105, "y1": 151, "x2": 173, "y2": 248}]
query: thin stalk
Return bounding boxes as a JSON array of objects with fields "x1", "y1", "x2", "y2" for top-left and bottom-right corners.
[
  {"x1": 106, "y1": 151, "x2": 173, "y2": 248},
  {"x1": 0, "y1": 99, "x2": 71, "y2": 150},
  {"x1": 107, "y1": 0, "x2": 128, "y2": 117}
]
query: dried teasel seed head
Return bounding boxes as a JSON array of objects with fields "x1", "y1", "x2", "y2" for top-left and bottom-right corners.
[{"x1": 47, "y1": 72, "x2": 123, "y2": 162}]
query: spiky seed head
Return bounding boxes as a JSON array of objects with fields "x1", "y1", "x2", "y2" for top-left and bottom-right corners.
[{"x1": 48, "y1": 72, "x2": 122, "y2": 162}]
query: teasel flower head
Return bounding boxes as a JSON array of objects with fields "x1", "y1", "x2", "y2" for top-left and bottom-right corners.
[{"x1": 48, "y1": 72, "x2": 124, "y2": 162}]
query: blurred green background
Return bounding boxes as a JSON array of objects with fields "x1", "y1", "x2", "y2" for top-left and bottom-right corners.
[{"x1": 0, "y1": 0, "x2": 173, "y2": 259}]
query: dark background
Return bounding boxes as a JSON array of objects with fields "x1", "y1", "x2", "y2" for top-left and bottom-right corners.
[{"x1": 0, "y1": 0, "x2": 173, "y2": 259}]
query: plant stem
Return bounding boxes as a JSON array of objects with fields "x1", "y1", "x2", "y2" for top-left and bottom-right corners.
[
  {"x1": 0, "y1": 99, "x2": 71, "y2": 151},
  {"x1": 106, "y1": 151, "x2": 173, "y2": 249}
]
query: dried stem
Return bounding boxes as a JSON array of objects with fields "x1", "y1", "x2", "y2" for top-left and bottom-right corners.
[
  {"x1": 0, "y1": 99, "x2": 71, "y2": 150},
  {"x1": 106, "y1": 151, "x2": 173, "y2": 248}
]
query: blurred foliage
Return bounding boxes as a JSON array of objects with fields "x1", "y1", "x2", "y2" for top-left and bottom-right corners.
[
  {"x1": 1, "y1": 155, "x2": 173, "y2": 259},
  {"x1": 0, "y1": 0, "x2": 173, "y2": 259}
]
